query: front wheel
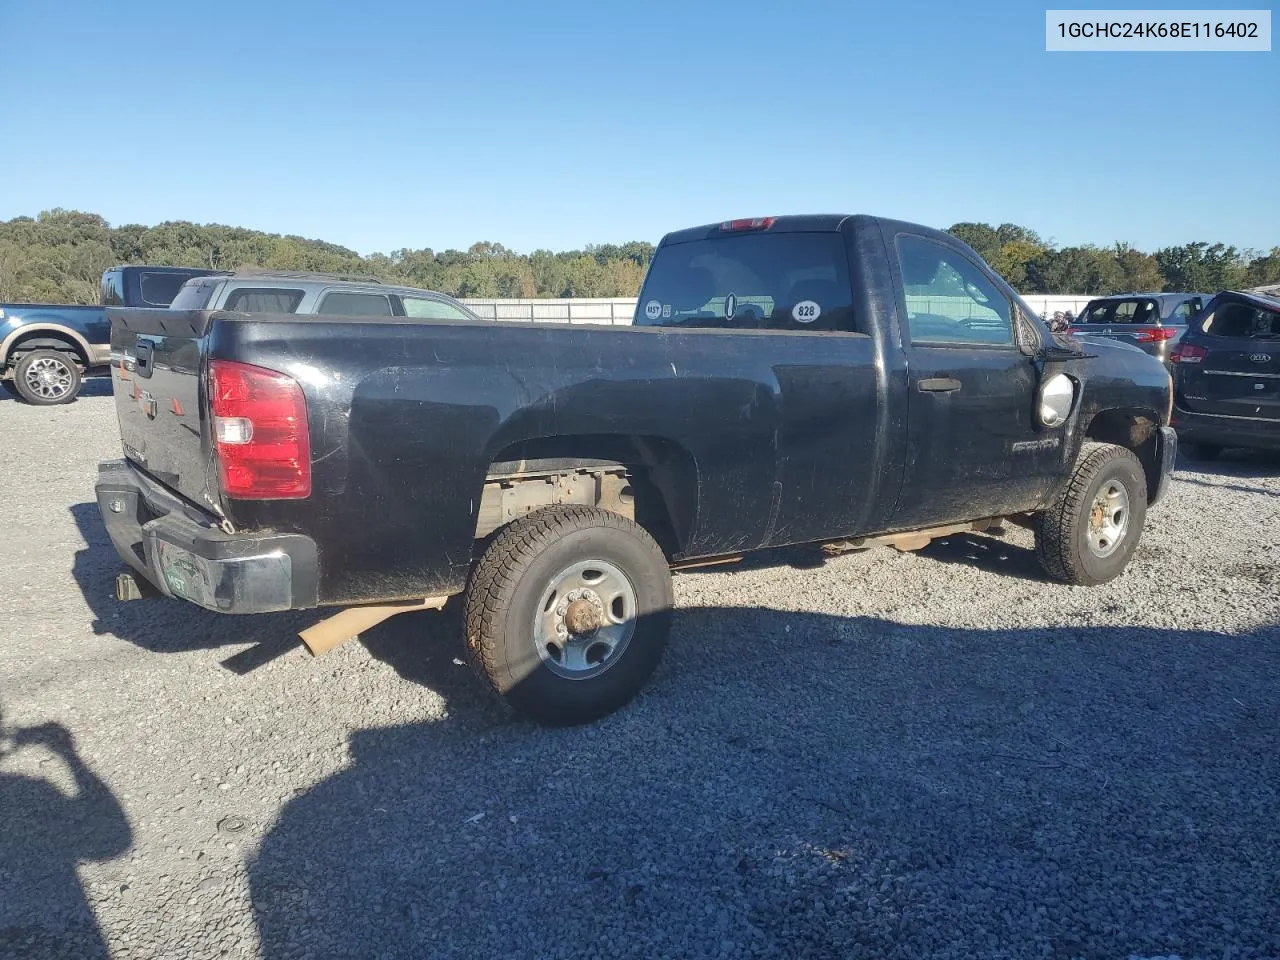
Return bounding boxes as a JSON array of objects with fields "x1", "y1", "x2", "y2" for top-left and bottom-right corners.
[
  {"x1": 1035, "y1": 442, "x2": 1148, "y2": 586},
  {"x1": 12, "y1": 350, "x2": 82, "y2": 405},
  {"x1": 463, "y1": 505, "x2": 673, "y2": 726}
]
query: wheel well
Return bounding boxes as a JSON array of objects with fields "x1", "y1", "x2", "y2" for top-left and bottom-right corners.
[
  {"x1": 4, "y1": 330, "x2": 88, "y2": 368},
  {"x1": 485, "y1": 434, "x2": 699, "y2": 557},
  {"x1": 1084, "y1": 409, "x2": 1160, "y2": 502}
]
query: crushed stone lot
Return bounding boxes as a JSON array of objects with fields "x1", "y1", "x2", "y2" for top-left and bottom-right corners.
[{"x1": 1, "y1": 380, "x2": 1278, "y2": 960}]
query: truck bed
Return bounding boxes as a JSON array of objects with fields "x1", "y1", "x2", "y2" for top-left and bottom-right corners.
[{"x1": 109, "y1": 308, "x2": 893, "y2": 606}]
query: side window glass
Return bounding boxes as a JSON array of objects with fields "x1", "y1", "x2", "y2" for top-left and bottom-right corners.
[
  {"x1": 1111, "y1": 301, "x2": 1139, "y2": 324},
  {"x1": 101, "y1": 271, "x2": 124, "y2": 306},
  {"x1": 1172, "y1": 299, "x2": 1200, "y2": 323},
  {"x1": 896, "y1": 235, "x2": 1012, "y2": 346},
  {"x1": 224, "y1": 287, "x2": 305, "y2": 313},
  {"x1": 402, "y1": 297, "x2": 472, "y2": 321},
  {"x1": 318, "y1": 292, "x2": 393, "y2": 316}
]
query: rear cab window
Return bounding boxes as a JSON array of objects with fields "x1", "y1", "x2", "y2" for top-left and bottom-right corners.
[
  {"x1": 139, "y1": 271, "x2": 196, "y2": 307},
  {"x1": 101, "y1": 270, "x2": 124, "y2": 306},
  {"x1": 635, "y1": 229, "x2": 856, "y2": 332}
]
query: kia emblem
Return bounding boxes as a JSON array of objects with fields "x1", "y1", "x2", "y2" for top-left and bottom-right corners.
[{"x1": 1250, "y1": 353, "x2": 1271, "y2": 362}]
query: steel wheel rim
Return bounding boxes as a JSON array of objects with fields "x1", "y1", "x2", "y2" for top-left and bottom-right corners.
[
  {"x1": 533, "y1": 559, "x2": 637, "y2": 680},
  {"x1": 24, "y1": 356, "x2": 74, "y2": 400},
  {"x1": 1086, "y1": 479, "x2": 1130, "y2": 558}
]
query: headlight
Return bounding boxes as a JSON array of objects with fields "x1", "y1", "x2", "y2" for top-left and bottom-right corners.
[{"x1": 1038, "y1": 373, "x2": 1075, "y2": 427}]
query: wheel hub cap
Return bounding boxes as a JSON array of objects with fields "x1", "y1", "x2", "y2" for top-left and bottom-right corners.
[
  {"x1": 24, "y1": 357, "x2": 73, "y2": 399},
  {"x1": 534, "y1": 560, "x2": 637, "y2": 680},
  {"x1": 1086, "y1": 480, "x2": 1129, "y2": 559}
]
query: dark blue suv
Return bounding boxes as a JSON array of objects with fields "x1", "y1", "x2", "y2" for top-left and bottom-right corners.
[{"x1": 1170, "y1": 290, "x2": 1280, "y2": 458}]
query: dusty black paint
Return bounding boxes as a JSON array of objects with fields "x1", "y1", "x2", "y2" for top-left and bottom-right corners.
[{"x1": 101, "y1": 215, "x2": 1174, "y2": 609}]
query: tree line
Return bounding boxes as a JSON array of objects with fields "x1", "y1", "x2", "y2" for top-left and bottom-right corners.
[{"x1": 0, "y1": 209, "x2": 1275, "y2": 306}]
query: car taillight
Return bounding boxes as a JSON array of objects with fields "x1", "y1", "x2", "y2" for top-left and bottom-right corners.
[
  {"x1": 719, "y1": 217, "x2": 776, "y2": 231},
  {"x1": 208, "y1": 359, "x2": 311, "y2": 499},
  {"x1": 1134, "y1": 327, "x2": 1179, "y2": 343},
  {"x1": 1171, "y1": 343, "x2": 1207, "y2": 364}
]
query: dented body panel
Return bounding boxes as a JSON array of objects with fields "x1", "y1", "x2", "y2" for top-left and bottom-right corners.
[{"x1": 97, "y1": 215, "x2": 1176, "y2": 613}]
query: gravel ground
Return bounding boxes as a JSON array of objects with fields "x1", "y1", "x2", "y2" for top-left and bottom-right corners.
[{"x1": 1, "y1": 380, "x2": 1278, "y2": 960}]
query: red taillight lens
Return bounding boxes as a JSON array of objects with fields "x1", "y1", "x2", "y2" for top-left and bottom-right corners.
[
  {"x1": 1171, "y1": 343, "x2": 1207, "y2": 364},
  {"x1": 719, "y1": 216, "x2": 776, "y2": 232},
  {"x1": 208, "y1": 360, "x2": 310, "y2": 499},
  {"x1": 1134, "y1": 327, "x2": 1179, "y2": 344}
]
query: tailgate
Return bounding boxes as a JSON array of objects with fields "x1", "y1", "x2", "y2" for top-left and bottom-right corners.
[{"x1": 109, "y1": 308, "x2": 219, "y2": 508}]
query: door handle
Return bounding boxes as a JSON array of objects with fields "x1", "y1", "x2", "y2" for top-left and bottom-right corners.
[{"x1": 918, "y1": 377, "x2": 962, "y2": 393}]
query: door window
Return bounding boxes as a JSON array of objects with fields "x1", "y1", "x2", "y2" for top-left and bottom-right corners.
[
  {"x1": 896, "y1": 235, "x2": 1012, "y2": 345},
  {"x1": 402, "y1": 297, "x2": 473, "y2": 321},
  {"x1": 1171, "y1": 298, "x2": 1203, "y2": 324},
  {"x1": 224, "y1": 287, "x2": 305, "y2": 313},
  {"x1": 318, "y1": 292, "x2": 393, "y2": 316}
]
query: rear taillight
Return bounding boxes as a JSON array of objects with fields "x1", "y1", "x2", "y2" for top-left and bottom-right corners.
[
  {"x1": 208, "y1": 360, "x2": 311, "y2": 499},
  {"x1": 1171, "y1": 343, "x2": 1207, "y2": 364},
  {"x1": 719, "y1": 216, "x2": 776, "y2": 232},
  {"x1": 1134, "y1": 327, "x2": 1179, "y2": 344}
]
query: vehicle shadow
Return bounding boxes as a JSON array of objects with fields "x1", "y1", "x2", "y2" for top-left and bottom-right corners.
[
  {"x1": 251, "y1": 608, "x2": 1280, "y2": 960},
  {"x1": 0, "y1": 705, "x2": 132, "y2": 960},
  {"x1": 0, "y1": 376, "x2": 113, "y2": 403},
  {"x1": 917, "y1": 531, "x2": 1044, "y2": 581},
  {"x1": 68, "y1": 502, "x2": 315, "y2": 654},
  {"x1": 1178, "y1": 448, "x2": 1280, "y2": 479}
]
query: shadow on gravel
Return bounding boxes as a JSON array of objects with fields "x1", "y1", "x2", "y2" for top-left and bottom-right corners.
[
  {"x1": 1178, "y1": 448, "x2": 1280, "y2": 479},
  {"x1": 917, "y1": 532, "x2": 1045, "y2": 581},
  {"x1": 0, "y1": 376, "x2": 113, "y2": 404},
  {"x1": 68, "y1": 502, "x2": 315, "y2": 654},
  {"x1": 250, "y1": 608, "x2": 1280, "y2": 960},
  {"x1": 0, "y1": 706, "x2": 131, "y2": 960}
]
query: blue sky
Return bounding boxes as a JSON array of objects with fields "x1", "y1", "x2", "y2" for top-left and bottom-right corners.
[{"x1": 0, "y1": 0, "x2": 1275, "y2": 254}]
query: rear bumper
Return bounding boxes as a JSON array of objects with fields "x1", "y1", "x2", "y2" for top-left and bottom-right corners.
[
  {"x1": 1170, "y1": 407, "x2": 1280, "y2": 453},
  {"x1": 95, "y1": 459, "x2": 318, "y2": 614}
]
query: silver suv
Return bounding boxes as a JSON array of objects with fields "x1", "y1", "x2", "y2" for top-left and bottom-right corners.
[
  {"x1": 1070, "y1": 292, "x2": 1211, "y2": 367},
  {"x1": 168, "y1": 271, "x2": 480, "y2": 322}
]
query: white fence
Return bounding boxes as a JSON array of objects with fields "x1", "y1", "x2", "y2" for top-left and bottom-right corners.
[{"x1": 461, "y1": 294, "x2": 1095, "y2": 326}]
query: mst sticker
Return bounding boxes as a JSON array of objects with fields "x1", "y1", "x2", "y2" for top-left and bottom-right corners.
[
  {"x1": 644, "y1": 299, "x2": 662, "y2": 321},
  {"x1": 792, "y1": 300, "x2": 821, "y2": 323}
]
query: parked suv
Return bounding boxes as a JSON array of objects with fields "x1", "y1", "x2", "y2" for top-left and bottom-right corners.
[
  {"x1": 1071, "y1": 292, "x2": 1211, "y2": 367},
  {"x1": 168, "y1": 271, "x2": 479, "y2": 321},
  {"x1": 1170, "y1": 290, "x2": 1280, "y2": 458}
]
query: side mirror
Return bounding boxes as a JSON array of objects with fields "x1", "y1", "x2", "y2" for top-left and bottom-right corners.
[{"x1": 1038, "y1": 372, "x2": 1076, "y2": 427}]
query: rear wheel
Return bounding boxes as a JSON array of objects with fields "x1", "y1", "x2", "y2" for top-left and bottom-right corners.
[
  {"x1": 12, "y1": 350, "x2": 81, "y2": 405},
  {"x1": 463, "y1": 505, "x2": 673, "y2": 726},
  {"x1": 1035, "y1": 442, "x2": 1147, "y2": 586}
]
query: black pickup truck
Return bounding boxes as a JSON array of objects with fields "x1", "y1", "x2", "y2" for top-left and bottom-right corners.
[{"x1": 95, "y1": 215, "x2": 1176, "y2": 725}]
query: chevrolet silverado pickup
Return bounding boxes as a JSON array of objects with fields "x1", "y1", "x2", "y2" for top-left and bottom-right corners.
[
  {"x1": 94, "y1": 214, "x2": 1176, "y2": 725},
  {"x1": 1, "y1": 265, "x2": 221, "y2": 404}
]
